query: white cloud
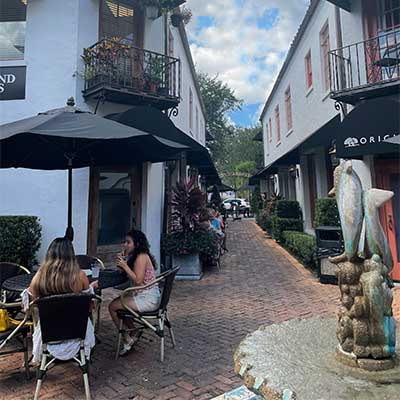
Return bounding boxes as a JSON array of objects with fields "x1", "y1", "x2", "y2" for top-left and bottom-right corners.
[{"x1": 186, "y1": 0, "x2": 309, "y2": 107}]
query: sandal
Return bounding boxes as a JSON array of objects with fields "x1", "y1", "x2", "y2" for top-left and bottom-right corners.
[{"x1": 119, "y1": 331, "x2": 142, "y2": 356}]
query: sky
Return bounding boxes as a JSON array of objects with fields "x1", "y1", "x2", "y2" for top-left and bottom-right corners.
[{"x1": 185, "y1": 0, "x2": 310, "y2": 127}]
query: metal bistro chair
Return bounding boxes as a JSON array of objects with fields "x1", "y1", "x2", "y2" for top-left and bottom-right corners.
[
  {"x1": 76, "y1": 255, "x2": 105, "y2": 332},
  {"x1": 0, "y1": 262, "x2": 30, "y2": 303},
  {"x1": 0, "y1": 299, "x2": 32, "y2": 379},
  {"x1": 33, "y1": 293, "x2": 94, "y2": 400},
  {"x1": 115, "y1": 266, "x2": 180, "y2": 362}
]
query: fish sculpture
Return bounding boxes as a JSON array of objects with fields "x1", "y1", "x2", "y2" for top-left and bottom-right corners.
[
  {"x1": 331, "y1": 161, "x2": 363, "y2": 263},
  {"x1": 363, "y1": 188, "x2": 394, "y2": 272}
]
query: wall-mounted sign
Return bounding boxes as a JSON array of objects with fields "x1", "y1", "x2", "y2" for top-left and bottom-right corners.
[{"x1": 0, "y1": 66, "x2": 26, "y2": 100}]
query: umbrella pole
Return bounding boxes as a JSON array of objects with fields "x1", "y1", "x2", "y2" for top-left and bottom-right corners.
[{"x1": 65, "y1": 161, "x2": 74, "y2": 241}]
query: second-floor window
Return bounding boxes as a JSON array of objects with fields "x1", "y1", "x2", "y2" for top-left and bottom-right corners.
[
  {"x1": 100, "y1": 0, "x2": 142, "y2": 45},
  {"x1": 378, "y1": 0, "x2": 400, "y2": 32},
  {"x1": 0, "y1": 0, "x2": 27, "y2": 61},
  {"x1": 269, "y1": 118, "x2": 272, "y2": 142},
  {"x1": 196, "y1": 106, "x2": 199, "y2": 138},
  {"x1": 275, "y1": 105, "x2": 281, "y2": 144},
  {"x1": 189, "y1": 88, "x2": 193, "y2": 131},
  {"x1": 305, "y1": 51, "x2": 313, "y2": 90},
  {"x1": 285, "y1": 86, "x2": 293, "y2": 132},
  {"x1": 320, "y1": 22, "x2": 330, "y2": 92}
]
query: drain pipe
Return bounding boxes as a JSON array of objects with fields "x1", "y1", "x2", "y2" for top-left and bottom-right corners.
[{"x1": 334, "y1": 5, "x2": 347, "y2": 116}]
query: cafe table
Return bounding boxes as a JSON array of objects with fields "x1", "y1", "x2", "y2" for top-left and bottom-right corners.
[{"x1": 2, "y1": 268, "x2": 128, "y2": 294}]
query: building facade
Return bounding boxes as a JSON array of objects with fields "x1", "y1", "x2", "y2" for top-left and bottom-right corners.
[
  {"x1": 255, "y1": 0, "x2": 399, "y2": 277},
  {"x1": 0, "y1": 0, "x2": 210, "y2": 265}
]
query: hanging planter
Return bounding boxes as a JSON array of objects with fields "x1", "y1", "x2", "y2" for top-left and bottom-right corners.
[{"x1": 170, "y1": 14, "x2": 182, "y2": 27}]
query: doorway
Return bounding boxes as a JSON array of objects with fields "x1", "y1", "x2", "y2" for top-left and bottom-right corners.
[
  {"x1": 87, "y1": 166, "x2": 142, "y2": 264},
  {"x1": 375, "y1": 159, "x2": 400, "y2": 280}
]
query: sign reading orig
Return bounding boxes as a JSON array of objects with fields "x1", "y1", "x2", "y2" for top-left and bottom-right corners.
[{"x1": 0, "y1": 66, "x2": 26, "y2": 100}]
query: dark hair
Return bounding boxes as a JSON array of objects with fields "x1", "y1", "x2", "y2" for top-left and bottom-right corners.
[{"x1": 126, "y1": 229, "x2": 157, "y2": 270}]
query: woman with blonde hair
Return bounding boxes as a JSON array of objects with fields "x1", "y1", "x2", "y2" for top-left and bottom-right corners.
[{"x1": 28, "y1": 237, "x2": 95, "y2": 364}]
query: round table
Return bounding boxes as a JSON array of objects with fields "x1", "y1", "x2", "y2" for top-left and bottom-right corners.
[
  {"x1": 2, "y1": 273, "x2": 35, "y2": 293},
  {"x1": 2, "y1": 269, "x2": 128, "y2": 294}
]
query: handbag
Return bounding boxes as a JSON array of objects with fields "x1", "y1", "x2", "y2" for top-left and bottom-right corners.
[{"x1": 0, "y1": 309, "x2": 10, "y2": 332}]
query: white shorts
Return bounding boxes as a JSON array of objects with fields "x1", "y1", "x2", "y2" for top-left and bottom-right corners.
[{"x1": 134, "y1": 286, "x2": 161, "y2": 313}]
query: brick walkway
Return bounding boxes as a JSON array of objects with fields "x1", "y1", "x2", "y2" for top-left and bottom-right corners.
[{"x1": 1, "y1": 219, "x2": 387, "y2": 400}]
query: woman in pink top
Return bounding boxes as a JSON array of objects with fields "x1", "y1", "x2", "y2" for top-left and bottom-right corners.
[{"x1": 109, "y1": 229, "x2": 160, "y2": 355}]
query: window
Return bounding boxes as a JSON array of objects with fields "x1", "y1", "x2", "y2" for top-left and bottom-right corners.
[
  {"x1": 275, "y1": 105, "x2": 281, "y2": 144},
  {"x1": 265, "y1": 123, "x2": 269, "y2": 143},
  {"x1": 305, "y1": 51, "x2": 313, "y2": 89},
  {"x1": 320, "y1": 23, "x2": 330, "y2": 92},
  {"x1": 285, "y1": 86, "x2": 293, "y2": 132},
  {"x1": 100, "y1": 0, "x2": 141, "y2": 44},
  {"x1": 0, "y1": 0, "x2": 27, "y2": 61},
  {"x1": 269, "y1": 118, "x2": 272, "y2": 142},
  {"x1": 189, "y1": 88, "x2": 193, "y2": 131},
  {"x1": 378, "y1": 0, "x2": 400, "y2": 31}
]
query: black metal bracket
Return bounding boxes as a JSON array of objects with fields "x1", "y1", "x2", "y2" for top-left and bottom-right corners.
[
  {"x1": 168, "y1": 106, "x2": 179, "y2": 118},
  {"x1": 334, "y1": 100, "x2": 346, "y2": 115},
  {"x1": 94, "y1": 93, "x2": 107, "y2": 114}
]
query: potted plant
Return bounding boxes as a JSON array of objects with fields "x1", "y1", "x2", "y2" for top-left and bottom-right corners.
[
  {"x1": 146, "y1": 56, "x2": 164, "y2": 93},
  {"x1": 170, "y1": 7, "x2": 192, "y2": 27},
  {"x1": 161, "y1": 177, "x2": 218, "y2": 280}
]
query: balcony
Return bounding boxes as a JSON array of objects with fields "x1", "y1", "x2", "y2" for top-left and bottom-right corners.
[
  {"x1": 329, "y1": 29, "x2": 400, "y2": 105},
  {"x1": 82, "y1": 38, "x2": 181, "y2": 110}
]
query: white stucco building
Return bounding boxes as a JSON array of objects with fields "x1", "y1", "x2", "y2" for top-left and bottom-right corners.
[
  {"x1": 253, "y1": 0, "x2": 400, "y2": 278},
  {"x1": 0, "y1": 0, "x2": 214, "y2": 265}
]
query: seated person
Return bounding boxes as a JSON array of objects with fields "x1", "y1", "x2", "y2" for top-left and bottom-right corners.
[
  {"x1": 28, "y1": 238, "x2": 95, "y2": 365},
  {"x1": 109, "y1": 229, "x2": 161, "y2": 356}
]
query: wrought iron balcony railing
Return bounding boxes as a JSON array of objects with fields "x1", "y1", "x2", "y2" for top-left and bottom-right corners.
[
  {"x1": 82, "y1": 38, "x2": 181, "y2": 109},
  {"x1": 329, "y1": 29, "x2": 400, "y2": 104}
]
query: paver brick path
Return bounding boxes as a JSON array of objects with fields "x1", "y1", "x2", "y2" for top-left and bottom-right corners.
[{"x1": 3, "y1": 219, "x2": 394, "y2": 400}]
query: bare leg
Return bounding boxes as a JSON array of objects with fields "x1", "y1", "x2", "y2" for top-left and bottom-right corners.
[{"x1": 109, "y1": 297, "x2": 140, "y2": 342}]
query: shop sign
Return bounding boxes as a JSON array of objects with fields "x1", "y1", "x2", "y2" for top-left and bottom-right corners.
[
  {"x1": 0, "y1": 66, "x2": 26, "y2": 100},
  {"x1": 343, "y1": 133, "x2": 399, "y2": 149}
]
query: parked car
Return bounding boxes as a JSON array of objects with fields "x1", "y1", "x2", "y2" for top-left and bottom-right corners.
[{"x1": 222, "y1": 198, "x2": 250, "y2": 213}]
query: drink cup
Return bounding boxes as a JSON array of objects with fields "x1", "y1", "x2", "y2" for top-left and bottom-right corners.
[{"x1": 92, "y1": 264, "x2": 100, "y2": 279}]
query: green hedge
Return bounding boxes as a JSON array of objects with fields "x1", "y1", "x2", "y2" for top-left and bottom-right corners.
[
  {"x1": 274, "y1": 200, "x2": 302, "y2": 219},
  {"x1": 271, "y1": 217, "x2": 303, "y2": 243},
  {"x1": 0, "y1": 216, "x2": 42, "y2": 269},
  {"x1": 282, "y1": 230, "x2": 317, "y2": 269},
  {"x1": 257, "y1": 209, "x2": 272, "y2": 232},
  {"x1": 314, "y1": 198, "x2": 340, "y2": 227}
]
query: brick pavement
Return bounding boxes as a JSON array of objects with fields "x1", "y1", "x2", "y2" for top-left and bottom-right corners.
[{"x1": 1, "y1": 219, "x2": 398, "y2": 400}]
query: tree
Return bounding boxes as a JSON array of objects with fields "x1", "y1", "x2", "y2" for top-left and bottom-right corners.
[{"x1": 197, "y1": 73, "x2": 243, "y2": 166}]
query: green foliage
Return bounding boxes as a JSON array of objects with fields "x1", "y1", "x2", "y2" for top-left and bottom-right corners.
[
  {"x1": 161, "y1": 229, "x2": 219, "y2": 257},
  {"x1": 274, "y1": 200, "x2": 302, "y2": 219},
  {"x1": 0, "y1": 216, "x2": 42, "y2": 269},
  {"x1": 257, "y1": 209, "x2": 272, "y2": 233},
  {"x1": 171, "y1": 177, "x2": 205, "y2": 233},
  {"x1": 271, "y1": 217, "x2": 303, "y2": 243},
  {"x1": 282, "y1": 231, "x2": 317, "y2": 270},
  {"x1": 251, "y1": 185, "x2": 263, "y2": 214},
  {"x1": 314, "y1": 198, "x2": 340, "y2": 227}
]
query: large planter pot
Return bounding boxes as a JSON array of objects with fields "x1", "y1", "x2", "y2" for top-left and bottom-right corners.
[{"x1": 172, "y1": 253, "x2": 203, "y2": 280}]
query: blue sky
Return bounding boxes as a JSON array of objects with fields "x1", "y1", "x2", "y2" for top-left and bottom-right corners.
[{"x1": 186, "y1": 0, "x2": 309, "y2": 127}]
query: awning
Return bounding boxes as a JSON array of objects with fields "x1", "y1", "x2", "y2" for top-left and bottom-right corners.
[
  {"x1": 252, "y1": 130, "x2": 263, "y2": 142},
  {"x1": 249, "y1": 115, "x2": 341, "y2": 183},
  {"x1": 207, "y1": 183, "x2": 235, "y2": 193},
  {"x1": 106, "y1": 106, "x2": 220, "y2": 184},
  {"x1": 335, "y1": 96, "x2": 400, "y2": 158}
]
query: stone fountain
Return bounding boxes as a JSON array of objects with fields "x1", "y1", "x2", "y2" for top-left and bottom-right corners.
[{"x1": 234, "y1": 161, "x2": 398, "y2": 399}]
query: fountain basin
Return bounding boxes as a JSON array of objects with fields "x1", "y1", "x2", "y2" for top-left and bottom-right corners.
[{"x1": 234, "y1": 316, "x2": 400, "y2": 400}]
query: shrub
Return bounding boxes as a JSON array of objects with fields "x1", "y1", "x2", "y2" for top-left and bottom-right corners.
[
  {"x1": 274, "y1": 200, "x2": 302, "y2": 219},
  {"x1": 0, "y1": 216, "x2": 42, "y2": 269},
  {"x1": 161, "y1": 229, "x2": 219, "y2": 258},
  {"x1": 271, "y1": 217, "x2": 303, "y2": 243},
  {"x1": 250, "y1": 185, "x2": 263, "y2": 215},
  {"x1": 314, "y1": 198, "x2": 340, "y2": 227},
  {"x1": 257, "y1": 209, "x2": 272, "y2": 232},
  {"x1": 282, "y1": 230, "x2": 317, "y2": 269}
]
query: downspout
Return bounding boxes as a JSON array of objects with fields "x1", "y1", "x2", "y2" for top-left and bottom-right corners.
[{"x1": 334, "y1": 5, "x2": 347, "y2": 115}]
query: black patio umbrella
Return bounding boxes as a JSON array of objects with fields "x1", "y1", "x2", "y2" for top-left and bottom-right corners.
[
  {"x1": 0, "y1": 98, "x2": 187, "y2": 240},
  {"x1": 106, "y1": 106, "x2": 221, "y2": 184}
]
